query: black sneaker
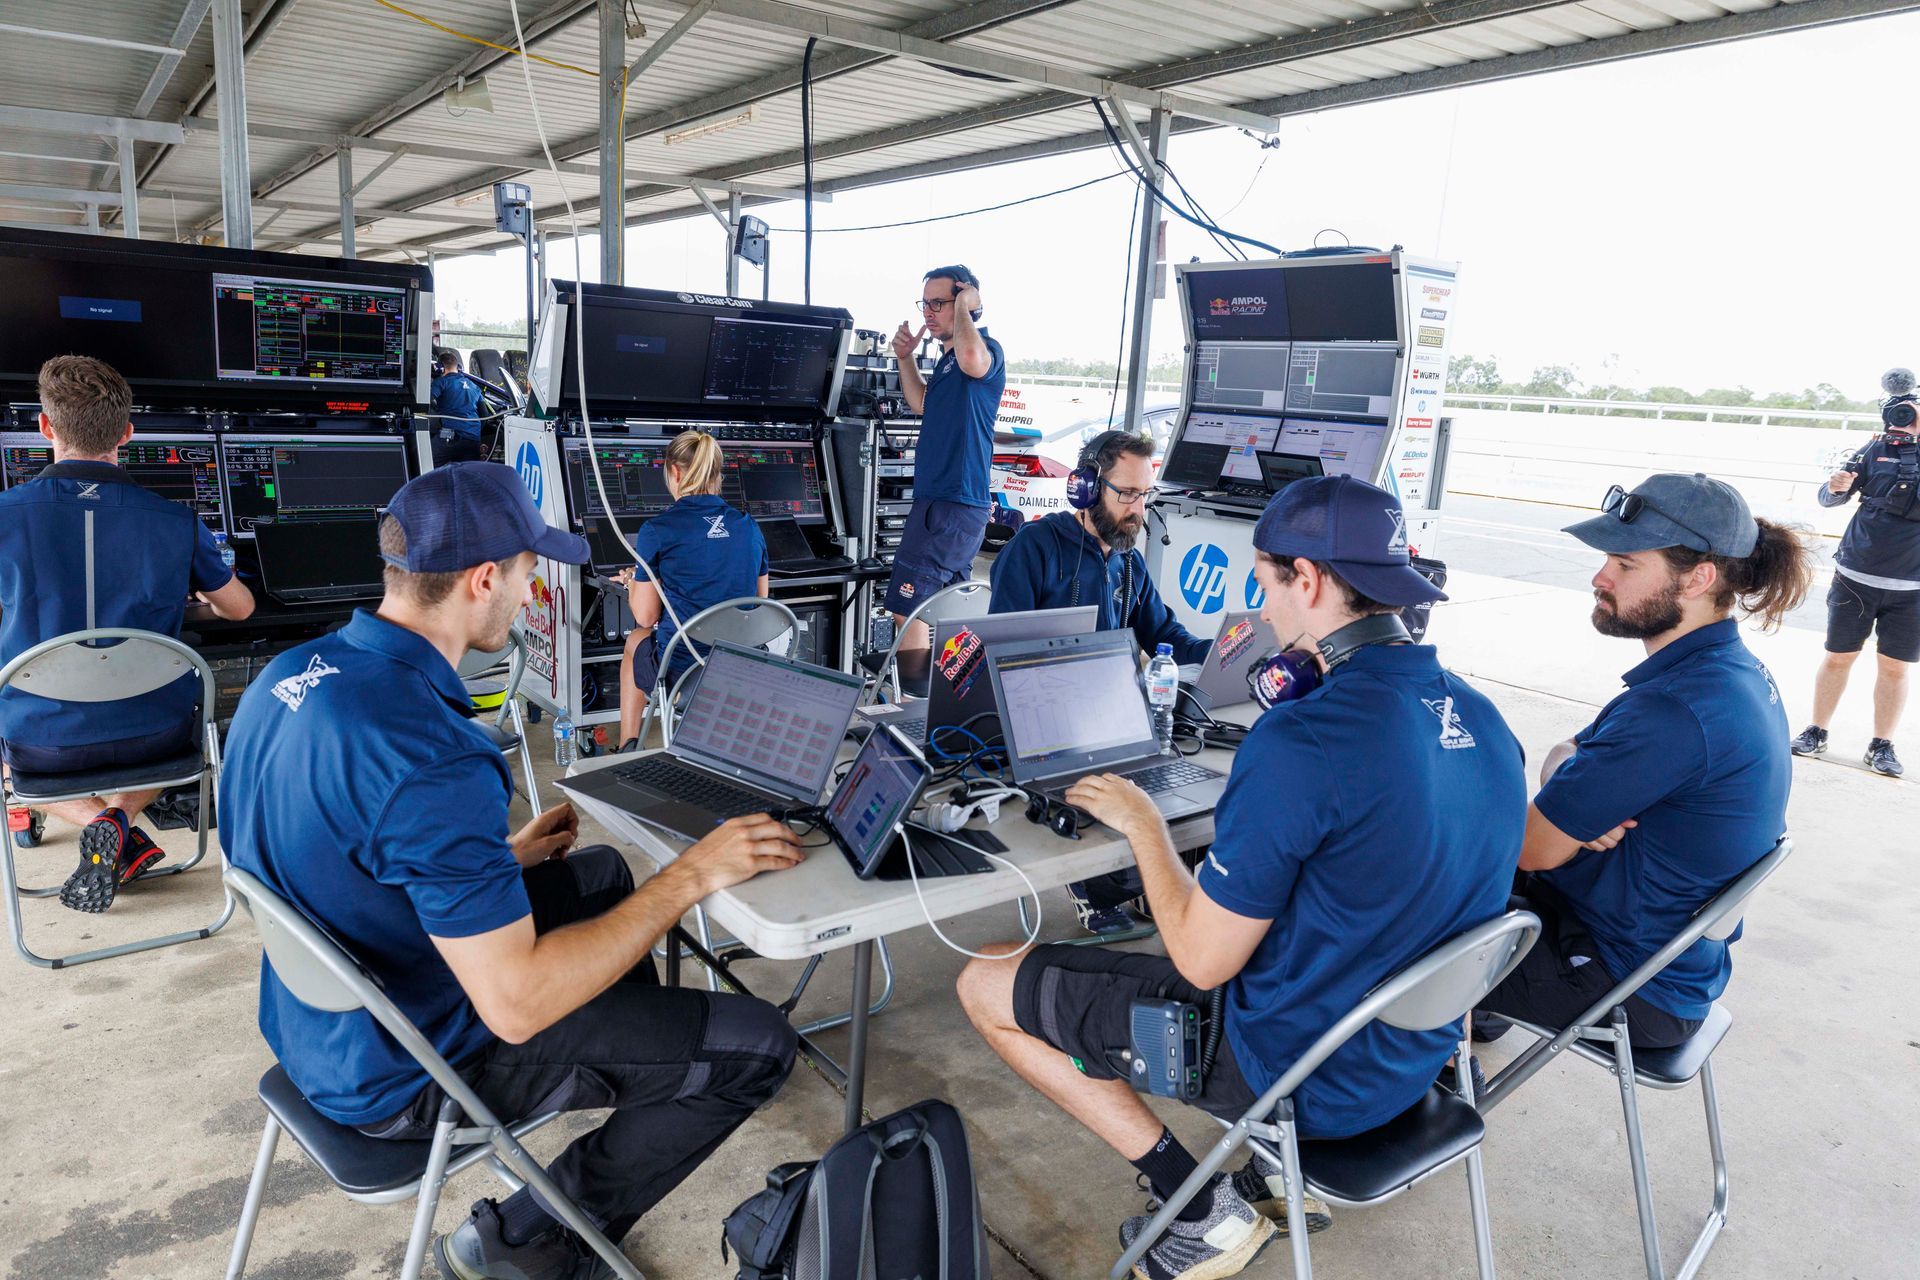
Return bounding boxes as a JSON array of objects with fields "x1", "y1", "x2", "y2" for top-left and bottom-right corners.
[
  {"x1": 59, "y1": 809, "x2": 130, "y2": 913},
  {"x1": 433, "y1": 1199, "x2": 615, "y2": 1280},
  {"x1": 1790, "y1": 725, "x2": 1829, "y2": 756},
  {"x1": 117, "y1": 827, "x2": 166, "y2": 885},
  {"x1": 1865, "y1": 739, "x2": 1904, "y2": 778},
  {"x1": 1071, "y1": 891, "x2": 1145, "y2": 937},
  {"x1": 1228, "y1": 1152, "x2": 1333, "y2": 1234},
  {"x1": 1119, "y1": 1173, "x2": 1274, "y2": 1280}
]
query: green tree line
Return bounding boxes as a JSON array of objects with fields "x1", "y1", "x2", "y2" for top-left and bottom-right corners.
[{"x1": 1445, "y1": 355, "x2": 1880, "y2": 422}]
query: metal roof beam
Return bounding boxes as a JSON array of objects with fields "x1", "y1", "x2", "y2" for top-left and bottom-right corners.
[
  {"x1": 685, "y1": 0, "x2": 1282, "y2": 133},
  {"x1": 143, "y1": 187, "x2": 512, "y2": 228},
  {"x1": 0, "y1": 182, "x2": 123, "y2": 208},
  {"x1": 0, "y1": 106, "x2": 184, "y2": 146},
  {"x1": 133, "y1": 0, "x2": 214, "y2": 119},
  {"x1": 132, "y1": 0, "x2": 302, "y2": 195},
  {"x1": 0, "y1": 21, "x2": 185, "y2": 57}
]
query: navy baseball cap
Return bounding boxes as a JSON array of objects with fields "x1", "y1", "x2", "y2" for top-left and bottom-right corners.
[
  {"x1": 1253, "y1": 474, "x2": 1446, "y2": 607},
  {"x1": 381, "y1": 462, "x2": 589, "y2": 572},
  {"x1": 1563, "y1": 473, "x2": 1757, "y2": 558}
]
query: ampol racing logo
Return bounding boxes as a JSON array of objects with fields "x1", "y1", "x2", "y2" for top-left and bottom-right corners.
[
  {"x1": 1216, "y1": 619, "x2": 1257, "y2": 666},
  {"x1": 514, "y1": 441, "x2": 544, "y2": 505},
  {"x1": 1179, "y1": 543, "x2": 1230, "y2": 614},
  {"x1": 937, "y1": 626, "x2": 985, "y2": 697}
]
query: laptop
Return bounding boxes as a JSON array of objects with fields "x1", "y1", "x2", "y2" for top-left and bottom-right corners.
[
  {"x1": 856, "y1": 606, "x2": 1097, "y2": 756},
  {"x1": 1180, "y1": 609, "x2": 1272, "y2": 714},
  {"x1": 821, "y1": 724, "x2": 997, "y2": 880},
  {"x1": 559, "y1": 642, "x2": 864, "y2": 841},
  {"x1": 253, "y1": 517, "x2": 385, "y2": 604},
  {"x1": 987, "y1": 632, "x2": 1228, "y2": 821},
  {"x1": 761, "y1": 516, "x2": 853, "y2": 577}
]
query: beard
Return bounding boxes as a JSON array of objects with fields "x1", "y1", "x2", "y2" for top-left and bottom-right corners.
[
  {"x1": 1089, "y1": 500, "x2": 1144, "y2": 551},
  {"x1": 476, "y1": 583, "x2": 521, "y2": 654},
  {"x1": 1591, "y1": 578, "x2": 1683, "y2": 639}
]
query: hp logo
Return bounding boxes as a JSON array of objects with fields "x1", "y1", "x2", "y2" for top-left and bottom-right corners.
[
  {"x1": 514, "y1": 441, "x2": 544, "y2": 505},
  {"x1": 1245, "y1": 569, "x2": 1266, "y2": 609},
  {"x1": 1179, "y1": 543, "x2": 1230, "y2": 614}
]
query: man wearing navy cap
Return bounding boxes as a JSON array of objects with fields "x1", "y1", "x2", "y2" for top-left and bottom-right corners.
[
  {"x1": 1474, "y1": 473, "x2": 1814, "y2": 1055},
  {"x1": 958, "y1": 476, "x2": 1525, "y2": 1280},
  {"x1": 222, "y1": 463, "x2": 803, "y2": 1279}
]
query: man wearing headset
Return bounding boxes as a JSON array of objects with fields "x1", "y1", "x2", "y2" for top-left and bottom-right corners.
[
  {"x1": 887, "y1": 265, "x2": 1004, "y2": 646},
  {"x1": 1790, "y1": 371, "x2": 1920, "y2": 776},
  {"x1": 958, "y1": 477, "x2": 1526, "y2": 1280},
  {"x1": 989, "y1": 428, "x2": 1213, "y2": 934}
]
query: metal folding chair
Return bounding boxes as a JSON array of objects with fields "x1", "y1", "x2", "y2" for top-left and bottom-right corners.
[
  {"x1": 457, "y1": 623, "x2": 540, "y2": 811},
  {"x1": 1478, "y1": 836, "x2": 1794, "y2": 1280},
  {"x1": 221, "y1": 866, "x2": 643, "y2": 1280},
  {"x1": 858, "y1": 579, "x2": 991, "y2": 708},
  {"x1": 1111, "y1": 910, "x2": 1542, "y2": 1280},
  {"x1": 646, "y1": 596, "x2": 800, "y2": 749},
  {"x1": 0, "y1": 628, "x2": 232, "y2": 969}
]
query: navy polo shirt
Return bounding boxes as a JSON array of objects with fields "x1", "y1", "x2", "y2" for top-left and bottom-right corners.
[
  {"x1": 913, "y1": 329, "x2": 1005, "y2": 509},
  {"x1": 629, "y1": 494, "x2": 768, "y2": 668},
  {"x1": 220, "y1": 610, "x2": 529, "y2": 1126},
  {"x1": 989, "y1": 511, "x2": 1209, "y2": 664},
  {"x1": 1196, "y1": 644, "x2": 1525, "y2": 1138},
  {"x1": 1535, "y1": 619, "x2": 1789, "y2": 1020},
  {"x1": 0, "y1": 460, "x2": 231, "y2": 747},
  {"x1": 431, "y1": 372, "x2": 485, "y2": 439}
]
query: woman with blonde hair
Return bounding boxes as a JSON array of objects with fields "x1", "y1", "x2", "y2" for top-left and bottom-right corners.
[{"x1": 613, "y1": 430, "x2": 768, "y2": 747}]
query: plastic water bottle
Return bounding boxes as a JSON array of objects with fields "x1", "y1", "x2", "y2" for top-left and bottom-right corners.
[
  {"x1": 553, "y1": 715, "x2": 576, "y2": 768},
  {"x1": 1146, "y1": 643, "x2": 1180, "y2": 756},
  {"x1": 213, "y1": 531, "x2": 235, "y2": 571}
]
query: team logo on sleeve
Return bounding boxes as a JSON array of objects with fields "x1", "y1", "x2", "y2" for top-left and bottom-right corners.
[
  {"x1": 270, "y1": 654, "x2": 341, "y2": 712},
  {"x1": 703, "y1": 514, "x2": 731, "y2": 539},
  {"x1": 1421, "y1": 695, "x2": 1476, "y2": 749}
]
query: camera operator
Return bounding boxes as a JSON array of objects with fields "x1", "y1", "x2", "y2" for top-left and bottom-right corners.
[{"x1": 1791, "y1": 368, "x2": 1920, "y2": 777}]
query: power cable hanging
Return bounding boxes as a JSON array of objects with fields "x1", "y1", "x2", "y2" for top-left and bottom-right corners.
[
  {"x1": 1092, "y1": 99, "x2": 1283, "y2": 259},
  {"x1": 763, "y1": 171, "x2": 1128, "y2": 233},
  {"x1": 1108, "y1": 173, "x2": 1143, "y2": 426}
]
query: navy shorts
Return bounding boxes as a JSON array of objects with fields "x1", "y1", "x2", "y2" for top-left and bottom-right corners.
[
  {"x1": 0, "y1": 720, "x2": 197, "y2": 775},
  {"x1": 1825, "y1": 575, "x2": 1920, "y2": 662},
  {"x1": 630, "y1": 632, "x2": 697, "y2": 694},
  {"x1": 885, "y1": 500, "x2": 989, "y2": 616}
]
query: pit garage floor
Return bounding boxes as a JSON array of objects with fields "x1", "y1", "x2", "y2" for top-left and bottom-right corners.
[{"x1": 2, "y1": 571, "x2": 1914, "y2": 1279}]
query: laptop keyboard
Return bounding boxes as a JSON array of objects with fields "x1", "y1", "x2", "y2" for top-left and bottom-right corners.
[
  {"x1": 1118, "y1": 759, "x2": 1221, "y2": 794},
  {"x1": 610, "y1": 756, "x2": 770, "y2": 820},
  {"x1": 892, "y1": 715, "x2": 927, "y2": 741}
]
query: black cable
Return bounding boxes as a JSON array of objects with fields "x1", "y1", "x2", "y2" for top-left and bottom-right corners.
[
  {"x1": 1094, "y1": 109, "x2": 1238, "y2": 264},
  {"x1": 801, "y1": 36, "x2": 817, "y2": 305},
  {"x1": 1092, "y1": 100, "x2": 1283, "y2": 258},
  {"x1": 1162, "y1": 160, "x2": 1248, "y2": 262},
  {"x1": 1107, "y1": 172, "x2": 1142, "y2": 426},
  {"x1": 765, "y1": 171, "x2": 1128, "y2": 234}
]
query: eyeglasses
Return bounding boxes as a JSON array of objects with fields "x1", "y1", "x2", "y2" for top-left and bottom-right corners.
[
  {"x1": 1101, "y1": 480, "x2": 1152, "y2": 506},
  {"x1": 1601, "y1": 484, "x2": 1712, "y2": 550},
  {"x1": 915, "y1": 296, "x2": 957, "y2": 314}
]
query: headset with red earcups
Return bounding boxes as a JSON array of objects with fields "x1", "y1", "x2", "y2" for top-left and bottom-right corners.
[{"x1": 1246, "y1": 612, "x2": 1413, "y2": 710}]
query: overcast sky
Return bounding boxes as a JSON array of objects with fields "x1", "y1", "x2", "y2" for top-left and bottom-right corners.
[{"x1": 434, "y1": 10, "x2": 1920, "y2": 399}]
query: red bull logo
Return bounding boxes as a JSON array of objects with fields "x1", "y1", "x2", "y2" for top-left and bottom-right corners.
[
  {"x1": 1216, "y1": 620, "x2": 1257, "y2": 666},
  {"x1": 937, "y1": 627, "x2": 983, "y2": 687}
]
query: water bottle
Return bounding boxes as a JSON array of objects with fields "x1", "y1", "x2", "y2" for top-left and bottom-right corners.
[
  {"x1": 213, "y1": 530, "x2": 235, "y2": 571},
  {"x1": 553, "y1": 715, "x2": 575, "y2": 768},
  {"x1": 1146, "y1": 643, "x2": 1180, "y2": 756}
]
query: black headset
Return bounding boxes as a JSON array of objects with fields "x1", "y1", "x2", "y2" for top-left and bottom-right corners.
[
  {"x1": 924, "y1": 264, "x2": 983, "y2": 322},
  {"x1": 1247, "y1": 613, "x2": 1412, "y2": 709},
  {"x1": 1066, "y1": 430, "x2": 1143, "y2": 620}
]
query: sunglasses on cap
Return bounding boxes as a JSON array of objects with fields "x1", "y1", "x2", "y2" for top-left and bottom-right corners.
[{"x1": 1600, "y1": 484, "x2": 1712, "y2": 550}]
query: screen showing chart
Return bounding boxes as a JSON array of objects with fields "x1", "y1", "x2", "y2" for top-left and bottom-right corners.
[
  {"x1": 996, "y1": 643, "x2": 1153, "y2": 767},
  {"x1": 564, "y1": 437, "x2": 825, "y2": 524},
  {"x1": 704, "y1": 317, "x2": 839, "y2": 407},
  {"x1": 212, "y1": 273, "x2": 408, "y2": 386},
  {"x1": 1286, "y1": 344, "x2": 1397, "y2": 420},
  {"x1": 825, "y1": 728, "x2": 928, "y2": 870},
  {"x1": 220, "y1": 434, "x2": 410, "y2": 536},
  {"x1": 673, "y1": 647, "x2": 863, "y2": 800},
  {"x1": 1, "y1": 431, "x2": 225, "y2": 530},
  {"x1": 1189, "y1": 341, "x2": 1292, "y2": 410}
]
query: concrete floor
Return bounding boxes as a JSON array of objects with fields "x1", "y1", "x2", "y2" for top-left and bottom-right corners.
[{"x1": 2, "y1": 572, "x2": 1916, "y2": 1279}]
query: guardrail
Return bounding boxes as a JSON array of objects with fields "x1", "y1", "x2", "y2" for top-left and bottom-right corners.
[
  {"x1": 1004, "y1": 372, "x2": 1183, "y2": 394},
  {"x1": 1445, "y1": 393, "x2": 1881, "y2": 432}
]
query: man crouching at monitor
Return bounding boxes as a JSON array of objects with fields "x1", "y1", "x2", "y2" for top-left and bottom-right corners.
[
  {"x1": 957, "y1": 477, "x2": 1526, "y2": 1280},
  {"x1": 221, "y1": 463, "x2": 803, "y2": 1279}
]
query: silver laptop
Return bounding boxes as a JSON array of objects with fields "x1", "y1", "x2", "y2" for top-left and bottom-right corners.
[
  {"x1": 986, "y1": 631, "x2": 1227, "y2": 822},
  {"x1": 559, "y1": 642, "x2": 864, "y2": 841},
  {"x1": 1180, "y1": 609, "x2": 1272, "y2": 714}
]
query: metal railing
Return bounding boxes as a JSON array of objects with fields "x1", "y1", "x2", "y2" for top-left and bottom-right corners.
[
  {"x1": 1003, "y1": 372, "x2": 1183, "y2": 394},
  {"x1": 1445, "y1": 393, "x2": 1881, "y2": 432}
]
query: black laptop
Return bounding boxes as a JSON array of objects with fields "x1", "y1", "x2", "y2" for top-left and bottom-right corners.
[{"x1": 761, "y1": 517, "x2": 852, "y2": 577}]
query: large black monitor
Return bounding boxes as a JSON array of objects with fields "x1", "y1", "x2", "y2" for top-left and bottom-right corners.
[
  {"x1": 0, "y1": 430, "x2": 227, "y2": 531},
  {"x1": 253, "y1": 516, "x2": 386, "y2": 604},
  {"x1": 212, "y1": 272, "x2": 409, "y2": 387},
  {"x1": 1182, "y1": 257, "x2": 1400, "y2": 345},
  {"x1": 1187, "y1": 269, "x2": 1291, "y2": 341},
  {"x1": 563, "y1": 438, "x2": 675, "y2": 522},
  {"x1": 1189, "y1": 340, "x2": 1291, "y2": 411},
  {"x1": 704, "y1": 317, "x2": 840, "y2": 408},
  {"x1": 562, "y1": 435, "x2": 827, "y2": 527},
  {"x1": 220, "y1": 433, "x2": 411, "y2": 537}
]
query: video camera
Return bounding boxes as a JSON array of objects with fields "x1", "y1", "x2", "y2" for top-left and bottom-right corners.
[{"x1": 1882, "y1": 368, "x2": 1917, "y2": 432}]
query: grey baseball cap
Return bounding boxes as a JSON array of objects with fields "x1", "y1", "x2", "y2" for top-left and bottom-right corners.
[{"x1": 1564, "y1": 473, "x2": 1757, "y2": 557}]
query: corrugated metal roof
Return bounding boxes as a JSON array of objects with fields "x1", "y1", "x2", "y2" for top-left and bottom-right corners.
[{"x1": 1, "y1": 0, "x2": 1913, "y2": 257}]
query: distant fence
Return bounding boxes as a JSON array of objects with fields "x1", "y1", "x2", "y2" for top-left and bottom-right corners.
[
  {"x1": 1446, "y1": 393, "x2": 1881, "y2": 433},
  {"x1": 1005, "y1": 372, "x2": 1182, "y2": 394}
]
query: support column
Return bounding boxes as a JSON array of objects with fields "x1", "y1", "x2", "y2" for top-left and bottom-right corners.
[
  {"x1": 725, "y1": 191, "x2": 741, "y2": 296},
  {"x1": 1121, "y1": 108, "x2": 1171, "y2": 434},
  {"x1": 336, "y1": 149, "x2": 355, "y2": 259},
  {"x1": 210, "y1": 0, "x2": 252, "y2": 247},
  {"x1": 117, "y1": 137, "x2": 140, "y2": 239},
  {"x1": 598, "y1": 0, "x2": 623, "y2": 285}
]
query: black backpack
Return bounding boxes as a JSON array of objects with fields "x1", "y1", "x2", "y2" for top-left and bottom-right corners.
[{"x1": 723, "y1": 1099, "x2": 991, "y2": 1280}]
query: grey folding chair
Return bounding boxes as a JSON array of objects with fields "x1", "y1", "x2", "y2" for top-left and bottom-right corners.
[
  {"x1": 457, "y1": 623, "x2": 540, "y2": 811},
  {"x1": 222, "y1": 866, "x2": 643, "y2": 1280},
  {"x1": 858, "y1": 578, "x2": 991, "y2": 708},
  {"x1": 1111, "y1": 910, "x2": 1542, "y2": 1280},
  {"x1": 647, "y1": 596, "x2": 799, "y2": 749},
  {"x1": 0, "y1": 628, "x2": 232, "y2": 968},
  {"x1": 1478, "y1": 836, "x2": 1794, "y2": 1280}
]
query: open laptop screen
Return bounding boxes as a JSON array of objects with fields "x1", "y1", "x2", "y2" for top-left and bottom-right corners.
[
  {"x1": 824, "y1": 726, "x2": 929, "y2": 878},
  {"x1": 993, "y1": 636, "x2": 1154, "y2": 774},
  {"x1": 672, "y1": 644, "x2": 863, "y2": 800}
]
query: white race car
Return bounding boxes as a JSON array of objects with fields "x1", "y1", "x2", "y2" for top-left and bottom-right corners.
[{"x1": 987, "y1": 402, "x2": 1180, "y2": 543}]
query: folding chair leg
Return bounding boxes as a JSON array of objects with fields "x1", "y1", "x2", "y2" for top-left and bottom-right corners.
[
  {"x1": 1611, "y1": 1009, "x2": 1666, "y2": 1280},
  {"x1": 1464, "y1": 1147, "x2": 1497, "y2": 1280},
  {"x1": 510, "y1": 700, "x2": 541, "y2": 812},
  {"x1": 226, "y1": 1116, "x2": 281, "y2": 1279},
  {"x1": 1673, "y1": 1057, "x2": 1729, "y2": 1280},
  {"x1": 401, "y1": 1113, "x2": 461, "y2": 1280},
  {"x1": 1275, "y1": 1121, "x2": 1316, "y2": 1280}
]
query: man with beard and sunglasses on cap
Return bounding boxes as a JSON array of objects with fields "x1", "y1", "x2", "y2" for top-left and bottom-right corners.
[
  {"x1": 989, "y1": 429, "x2": 1212, "y2": 934},
  {"x1": 1473, "y1": 473, "x2": 1815, "y2": 1058}
]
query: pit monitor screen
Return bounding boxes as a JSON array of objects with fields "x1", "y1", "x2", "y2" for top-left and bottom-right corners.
[
  {"x1": 220, "y1": 434, "x2": 410, "y2": 537},
  {"x1": 212, "y1": 273, "x2": 409, "y2": 386},
  {"x1": 1, "y1": 430, "x2": 225, "y2": 530}
]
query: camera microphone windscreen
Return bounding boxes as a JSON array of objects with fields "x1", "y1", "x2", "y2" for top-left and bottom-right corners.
[{"x1": 1882, "y1": 367, "x2": 1917, "y2": 398}]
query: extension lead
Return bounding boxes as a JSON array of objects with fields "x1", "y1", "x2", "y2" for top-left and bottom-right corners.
[
  {"x1": 899, "y1": 825, "x2": 1041, "y2": 962},
  {"x1": 505, "y1": 0, "x2": 697, "y2": 663}
]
